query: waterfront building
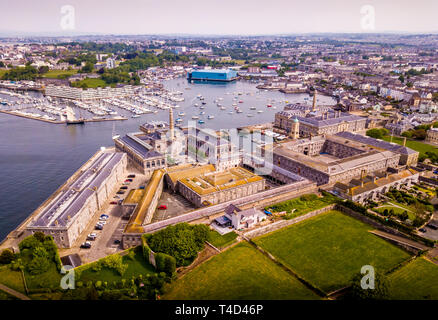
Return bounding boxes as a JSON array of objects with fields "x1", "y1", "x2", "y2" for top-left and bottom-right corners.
[
  {"x1": 274, "y1": 91, "x2": 366, "y2": 136},
  {"x1": 187, "y1": 69, "x2": 238, "y2": 82},
  {"x1": 44, "y1": 84, "x2": 135, "y2": 100},
  {"x1": 25, "y1": 151, "x2": 127, "y2": 248}
]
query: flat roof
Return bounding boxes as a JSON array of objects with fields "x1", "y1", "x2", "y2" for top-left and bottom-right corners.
[
  {"x1": 31, "y1": 152, "x2": 125, "y2": 228},
  {"x1": 179, "y1": 166, "x2": 264, "y2": 196}
]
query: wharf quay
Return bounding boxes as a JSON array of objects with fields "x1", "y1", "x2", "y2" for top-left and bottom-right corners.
[
  {"x1": 0, "y1": 83, "x2": 43, "y2": 92},
  {"x1": 0, "y1": 109, "x2": 128, "y2": 124}
]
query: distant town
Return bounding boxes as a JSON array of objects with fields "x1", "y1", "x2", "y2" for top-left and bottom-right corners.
[{"x1": 0, "y1": 33, "x2": 437, "y2": 301}]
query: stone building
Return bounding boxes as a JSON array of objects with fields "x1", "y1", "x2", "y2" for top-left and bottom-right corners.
[
  {"x1": 333, "y1": 168, "x2": 419, "y2": 204},
  {"x1": 269, "y1": 135, "x2": 401, "y2": 186},
  {"x1": 426, "y1": 128, "x2": 438, "y2": 145},
  {"x1": 26, "y1": 151, "x2": 127, "y2": 248},
  {"x1": 274, "y1": 91, "x2": 366, "y2": 137},
  {"x1": 176, "y1": 166, "x2": 265, "y2": 207},
  {"x1": 334, "y1": 132, "x2": 419, "y2": 166}
]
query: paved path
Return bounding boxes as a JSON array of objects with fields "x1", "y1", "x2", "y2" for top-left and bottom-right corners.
[
  {"x1": 0, "y1": 284, "x2": 30, "y2": 300},
  {"x1": 370, "y1": 230, "x2": 429, "y2": 251}
]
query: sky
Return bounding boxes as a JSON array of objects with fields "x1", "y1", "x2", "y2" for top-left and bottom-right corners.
[{"x1": 0, "y1": 0, "x2": 437, "y2": 36}]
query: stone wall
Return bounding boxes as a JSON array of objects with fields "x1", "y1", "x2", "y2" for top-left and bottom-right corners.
[{"x1": 244, "y1": 204, "x2": 336, "y2": 239}]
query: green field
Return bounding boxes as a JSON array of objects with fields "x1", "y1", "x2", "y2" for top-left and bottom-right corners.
[
  {"x1": 77, "y1": 247, "x2": 156, "y2": 284},
  {"x1": 387, "y1": 257, "x2": 438, "y2": 300},
  {"x1": 255, "y1": 211, "x2": 411, "y2": 293},
  {"x1": 72, "y1": 77, "x2": 108, "y2": 88},
  {"x1": 0, "y1": 266, "x2": 26, "y2": 293},
  {"x1": 0, "y1": 69, "x2": 7, "y2": 78},
  {"x1": 207, "y1": 230, "x2": 237, "y2": 249},
  {"x1": 163, "y1": 242, "x2": 320, "y2": 300},
  {"x1": 266, "y1": 193, "x2": 337, "y2": 219},
  {"x1": 41, "y1": 69, "x2": 77, "y2": 79},
  {"x1": 381, "y1": 136, "x2": 438, "y2": 156}
]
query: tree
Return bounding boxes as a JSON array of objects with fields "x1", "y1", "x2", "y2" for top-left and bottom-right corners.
[
  {"x1": 0, "y1": 249, "x2": 15, "y2": 264},
  {"x1": 398, "y1": 75, "x2": 405, "y2": 83},
  {"x1": 0, "y1": 61, "x2": 5, "y2": 68},
  {"x1": 80, "y1": 61, "x2": 94, "y2": 73},
  {"x1": 366, "y1": 128, "x2": 389, "y2": 139},
  {"x1": 400, "y1": 211, "x2": 409, "y2": 221},
  {"x1": 38, "y1": 66, "x2": 49, "y2": 74},
  {"x1": 406, "y1": 82, "x2": 413, "y2": 88}
]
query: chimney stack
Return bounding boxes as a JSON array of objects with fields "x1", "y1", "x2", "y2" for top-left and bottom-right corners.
[
  {"x1": 169, "y1": 107, "x2": 175, "y2": 140},
  {"x1": 312, "y1": 90, "x2": 317, "y2": 112}
]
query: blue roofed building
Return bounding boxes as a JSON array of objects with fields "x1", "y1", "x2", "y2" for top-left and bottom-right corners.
[{"x1": 187, "y1": 69, "x2": 238, "y2": 82}]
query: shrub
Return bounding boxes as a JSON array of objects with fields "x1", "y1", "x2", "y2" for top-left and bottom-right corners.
[
  {"x1": 0, "y1": 249, "x2": 15, "y2": 264},
  {"x1": 155, "y1": 253, "x2": 176, "y2": 277}
]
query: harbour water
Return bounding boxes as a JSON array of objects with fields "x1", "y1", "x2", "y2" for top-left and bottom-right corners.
[{"x1": 0, "y1": 78, "x2": 336, "y2": 241}]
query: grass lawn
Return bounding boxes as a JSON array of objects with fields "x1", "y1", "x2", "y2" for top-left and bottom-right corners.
[
  {"x1": 163, "y1": 242, "x2": 320, "y2": 300},
  {"x1": 77, "y1": 247, "x2": 156, "y2": 284},
  {"x1": 0, "y1": 69, "x2": 7, "y2": 78},
  {"x1": 266, "y1": 193, "x2": 337, "y2": 219},
  {"x1": 41, "y1": 69, "x2": 77, "y2": 79},
  {"x1": 207, "y1": 230, "x2": 237, "y2": 249},
  {"x1": 254, "y1": 211, "x2": 411, "y2": 293},
  {"x1": 72, "y1": 78, "x2": 108, "y2": 88},
  {"x1": 387, "y1": 257, "x2": 438, "y2": 300},
  {"x1": 24, "y1": 263, "x2": 62, "y2": 291},
  {"x1": 381, "y1": 136, "x2": 438, "y2": 157},
  {"x1": 374, "y1": 202, "x2": 416, "y2": 220},
  {"x1": 0, "y1": 266, "x2": 26, "y2": 293}
]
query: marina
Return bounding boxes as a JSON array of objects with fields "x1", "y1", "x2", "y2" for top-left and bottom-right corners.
[{"x1": 0, "y1": 77, "x2": 336, "y2": 240}]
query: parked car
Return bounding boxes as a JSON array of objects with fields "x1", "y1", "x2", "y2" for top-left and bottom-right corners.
[
  {"x1": 419, "y1": 228, "x2": 427, "y2": 233},
  {"x1": 110, "y1": 201, "x2": 118, "y2": 205},
  {"x1": 100, "y1": 214, "x2": 109, "y2": 219},
  {"x1": 97, "y1": 220, "x2": 107, "y2": 225},
  {"x1": 122, "y1": 182, "x2": 130, "y2": 185},
  {"x1": 114, "y1": 195, "x2": 121, "y2": 199},
  {"x1": 128, "y1": 174, "x2": 136, "y2": 178},
  {"x1": 87, "y1": 233, "x2": 97, "y2": 241},
  {"x1": 158, "y1": 205, "x2": 167, "y2": 210},
  {"x1": 139, "y1": 186, "x2": 145, "y2": 189},
  {"x1": 80, "y1": 241, "x2": 92, "y2": 249},
  {"x1": 120, "y1": 186, "x2": 128, "y2": 190},
  {"x1": 114, "y1": 239, "x2": 121, "y2": 244},
  {"x1": 124, "y1": 179, "x2": 131, "y2": 183},
  {"x1": 427, "y1": 223, "x2": 438, "y2": 230},
  {"x1": 117, "y1": 191, "x2": 125, "y2": 195},
  {"x1": 95, "y1": 224, "x2": 103, "y2": 230}
]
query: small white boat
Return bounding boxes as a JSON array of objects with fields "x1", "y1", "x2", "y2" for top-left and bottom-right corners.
[
  {"x1": 247, "y1": 114, "x2": 254, "y2": 117},
  {"x1": 220, "y1": 106, "x2": 226, "y2": 110},
  {"x1": 208, "y1": 115, "x2": 215, "y2": 119},
  {"x1": 178, "y1": 112, "x2": 185, "y2": 116},
  {"x1": 132, "y1": 115, "x2": 140, "y2": 118},
  {"x1": 257, "y1": 110, "x2": 263, "y2": 113},
  {"x1": 250, "y1": 106, "x2": 256, "y2": 110},
  {"x1": 192, "y1": 115, "x2": 200, "y2": 120},
  {"x1": 200, "y1": 111, "x2": 206, "y2": 115}
]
